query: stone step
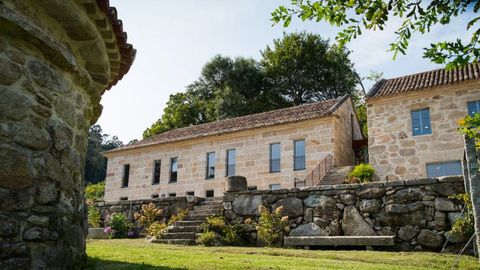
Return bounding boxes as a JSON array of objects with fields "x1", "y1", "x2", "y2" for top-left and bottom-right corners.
[
  {"x1": 151, "y1": 238, "x2": 196, "y2": 245},
  {"x1": 174, "y1": 220, "x2": 204, "y2": 227},
  {"x1": 199, "y1": 200, "x2": 223, "y2": 206},
  {"x1": 188, "y1": 209, "x2": 222, "y2": 216},
  {"x1": 161, "y1": 232, "x2": 196, "y2": 240},
  {"x1": 183, "y1": 214, "x2": 210, "y2": 221},
  {"x1": 320, "y1": 166, "x2": 354, "y2": 185},
  {"x1": 193, "y1": 205, "x2": 223, "y2": 211},
  {"x1": 284, "y1": 236, "x2": 395, "y2": 247},
  {"x1": 167, "y1": 225, "x2": 201, "y2": 233}
]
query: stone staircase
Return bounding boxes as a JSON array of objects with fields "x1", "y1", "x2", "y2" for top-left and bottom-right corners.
[
  {"x1": 151, "y1": 197, "x2": 223, "y2": 245},
  {"x1": 320, "y1": 166, "x2": 354, "y2": 185}
]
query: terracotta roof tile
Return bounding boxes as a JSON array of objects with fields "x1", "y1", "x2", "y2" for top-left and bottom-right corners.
[
  {"x1": 105, "y1": 96, "x2": 348, "y2": 154},
  {"x1": 366, "y1": 62, "x2": 480, "y2": 100}
]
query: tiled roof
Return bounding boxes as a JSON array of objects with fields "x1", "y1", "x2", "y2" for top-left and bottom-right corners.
[
  {"x1": 105, "y1": 96, "x2": 348, "y2": 154},
  {"x1": 366, "y1": 62, "x2": 480, "y2": 100}
]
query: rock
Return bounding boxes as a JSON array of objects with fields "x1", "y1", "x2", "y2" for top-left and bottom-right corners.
[
  {"x1": 447, "y1": 212, "x2": 464, "y2": 226},
  {"x1": 416, "y1": 229, "x2": 445, "y2": 249},
  {"x1": 223, "y1": 202, "x2": 232, "y2": 211},
  {"x1": 226, "y1": 176, "x2": 247, "y2": 192},
  {"x1": 340, "y1": 194, "x2": 356, "y2": 205},
  {"x1": 341, "y1": 206, "x2": 376, "y2": 236},
  {"x1": 327, "y1": 220, "x2": 343, "y2": 236},
  {"x1": 23, "y1": 227, "x2": 50, "y2": 241},
  {"x1": 398, "y1": 225, "x2": 419, "y2": 241},
  {"x1": 357, "y1": 188, "x2": 386, "y2": 199},
  {"x1": 304, "y1": 195, "x2": 323, "y2": 208},
  {"x1": 359, "y1": 199, "x2": 381, "y2": 213},
  {"x1": 375, "y1": 209, "x2": 426, "y2": 227},
  {"x1": 434, "y1": 197, "x2": 457, "y2": 212},
  {"x1": 0, "y1": 58, "x2": 21, "y2": 85},
  {"x1": 0, "y1": 215, "x2": 19, "y2": 237},
  {"x1": 432, "y1": 183, "x2": 460, "y2": 197},
  {"x1": 0, "y1": 87, "x2": 32, "y2": 121},
  {"x1": 232, "y1": 195, "x2": 262, "y2": 216},
  {"x1": 313, "y1": 217, "x2": 331, "y2": 227},
  {"x1": 27, "y1": 60, "x2": 69, "y2": 92},
  {"x1": 0, "y1": 145, "x2": 34, "y2": 189},
  {"x1": 27, "y1": 215, "x2": 50, "y2": 227},
  {"x1": 391, "y1": 188, "x2": 424, "y2": 202},
  {"x1": 304, "y1": 208, "x2": 313, "y2": 222},
  {"x1": 385, "y1": 202, "x2": 424, "y2": 214},
  {"x1": 312, "y1": 195, "x2": 341, "y2": 221},
  {"x1": 289, "y1": 222, "x2": 328, "y2": 236},
  {"x1": 273, "y1": 197, "x2": 303, "y2": 217},
  {"x1": 445, "y1": 230, "x2": 469, "y2": 244},
  {"x1": 36, "y1": 181, "x2": 58, "y2": 204}
]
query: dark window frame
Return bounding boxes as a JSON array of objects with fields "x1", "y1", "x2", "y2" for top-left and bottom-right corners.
[
  {"x1": 270, "y1": 143, "x2": 281, "y2": 173},
  {"x1": 226, "y1": 149, "x2": 236, "y2": 177},
  {"x1": 206, "y1": 152, "x2": 216, "y2": 180},
  {"x1": 205, "y1": 190, "x2": 214, "y2": 197},
  {"x1": 168, "y1": 193, "x2": 176, "y2": 198},
  {"x1": 293, "y1": 139, "x2": 306, "y2": 171},
  {"x1": 121, "y1": 164, "x2": 130, "y2": 188},
  {"x1": 151, "y1": 194, "x2": 159, "y2": 199},
  {"x1": 119, "y1": 196, "x2": 128, "y2": 201},
  {"x1": 186, "y1": 191, "x2": 194, "y2": 196},
  {"x1": 411, "y1": 108, "x2": 432, "y2": 136},
  {"x1": 152, "y1": 160, "x2": 161, "y2": 185},
  {"x1": 169, "y1": 157, "x2": 178, "y2": 183},
  {"x1": 467, "y1": 100, "x2": 480, "y2": 116}
]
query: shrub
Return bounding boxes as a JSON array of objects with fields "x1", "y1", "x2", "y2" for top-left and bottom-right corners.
[
  {"x1": 87, "y1": 206, "x2": 101, "y2": 228},
  {"x1": 256, "y1": 205, "x2": 289, "y2": 247},
  {"x1": 167, "y1": 209, "x2": 188, "y2": 226},
  {"x1": 199, "y1": 215, "x2": 244, "y2": 246},
  {"x1": 347, "y1": 163, "x2": 375, "y2": 183},
  {"x1": 134, "y1": 203, "x2": 163, "y2": 230},
  {"x1": 147, "y1": 222, "x2": 168, "y2": 238},
  {"x1": 197, "y1": 230, "x2": 218, "y2": 246},
  {"x1": 107, "y1": 213, "x2": 132, "y2": 238},
  {"x1": 449, "y1": 193, "x2": 474, "y2": 237},
  {"x1": 85, "y1": 182, "x2": 105, "y2": 204}
]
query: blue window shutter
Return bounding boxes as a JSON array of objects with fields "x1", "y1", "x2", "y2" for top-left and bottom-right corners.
[
  {"x1": 411, "y1": 110, "x2": 421, "y2": 136},
  {"x1": 421, "y1": 109, "x2": 431, "y2": 134},
  {"x1": 427, "y1": 161, "x2": 462, "y2": 177},
  {"x1": 444, "y1": 161, "x2": 462, "y2": 176},
  {"x1": 468, "y1": 100, "x2": 480, "y2": 116}
]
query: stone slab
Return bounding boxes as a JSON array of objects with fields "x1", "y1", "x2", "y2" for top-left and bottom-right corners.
[{"x1": 284, "y1": 236, "x2": 395, "y2": 246}]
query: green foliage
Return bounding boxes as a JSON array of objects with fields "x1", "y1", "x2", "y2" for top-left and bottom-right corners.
[
  {"x1": 134, "y1": 203, "x2": 163, "y2": 231},
  {"x1": 272, "y1": 1, "x2": 480, "y2": 68},
  {"x1": 261, "y1": 32, "x2": 359, "y2": 105},
  {"x1": 458, "y1": 113, "x2": 480, "y2": 148},
  {"x1": 256, "y1": 206, "x2": 289, "y2": 247},
  {"x1": 167, "y1": 209, "x2": 188, "y2": 226},
  {"x1": 146, "y1": 222, "x2": 168, "y2": 238},
  {"x1": 197, "y1": 230, "x2": 218, "y2": 246},
  {"x1": 199, "y1": 215, "x2": 244, "y2": 246},
  {"x1": 347, "y1": 163, "x2": 375, "y2": 183},
  {"x1": 85, "y1": 125, "x2": 123, "y2": 183},
  {"x1": 87, "y1": 206, "x2": 101, "y2": 228},
  {"x1": 449, "y1": 193, "x2": 475, "y2": 237},
  {"x1": 85, "y1": 182, "x2": 105, "y2": 204},
  {"x1": 108, "y1": 213, "x2": 132, "y2": 239}
]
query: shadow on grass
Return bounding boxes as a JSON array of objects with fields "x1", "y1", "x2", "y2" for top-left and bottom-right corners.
[{"x1": 85, "y1": 257, "x2": 186, "y2": 270}]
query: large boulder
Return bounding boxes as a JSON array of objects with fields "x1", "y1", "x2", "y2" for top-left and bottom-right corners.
[
  {"x1": 359, "y1": 199, "x2": 381, "y2": 213},
  {"x1": 289, "y1": 222, "x2": 328, "y2": 236},
  {"x1": 273, "y1": 197, "x2": 303, "y2": 217},
  {"x1": 416, "y1": 229, "x2": 445, "y2": 249},
  {"x1": 312, "y1": 196, "x2": 340, "y2": 221},
  {"x1": 434, "y1": 197, "x2": 457, "y2": 212},
  {"x1": 390, "y1": 188, "x2": 424, "y2": 203},
  {"x1": 341, "y1": 206, "x2": 376, "y2": 236},
  {"x1": 397, "y1": 225, "x2": 419, "y2": 242},
  {"x1": 226, "y1": 176, "x2": 247, "y2": 192},
  {"x1": 232, "y1": 195, "x2": 262, "y2": 216},
  {"x1": 357, "y1": 188, "x2": 386, "y2": 199}
]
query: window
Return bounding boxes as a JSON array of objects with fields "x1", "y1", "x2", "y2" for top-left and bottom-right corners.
[
  {"x1": 121, "y1": 164, "x2": 130, "y2": 187},
  {"x1": 168, "y1": 193, "x2": 176, "y2": 198},
  {"x1": 411, "y1": 108, "x2": 432, "y2": 136},
  {"x1": 119, "y1": 197, "x2": 128, "y2": 201},
  {"x1": 426, "y1": 161, "x2": 462, "y2": 178},
  {"x1": 186, "y1": 191, "x2": 194, "y2": 196},
  {"x1": 226, "y1": 149, "x2": 236, "y2": 176},
  {"x1": 152, "y1": 160, "x2": 161, "y2": 185},
  {"x1": 468, "y1": 100, "x2": 480, "y2": 116},
  {"x1": 294, "y1": 140, "x2": 306, "y2": 170},
  {"x1": 206, "y1": 190, "x2": 214, "y2": 197},
  {"x1": 151, "y1": 194, "x2": 159, "y2": 199},
  {"x1": 270, "y1": 143, "x2": 281, "y2": 173},
  {"x1": 170, "y1": 158, "x2": 178, "y2": 183},
  {"x1": 270, "y1": 184, "x2": 281, "y2": 190},
  {"x1": 247, "y1": 186, "x2": 257, "y2": 191},
  {"x1": 206, "y1": 152, "x2": 216, "y2": 179}
]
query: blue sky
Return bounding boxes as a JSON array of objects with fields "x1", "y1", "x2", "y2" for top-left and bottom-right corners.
[{"x1": 98, "y1": 0, "x2": 474, "y2": 142}]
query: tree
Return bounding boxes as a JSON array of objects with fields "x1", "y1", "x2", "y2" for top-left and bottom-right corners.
[
  {"x1": 143, "y1": 55, "x2": 285, "y2": 138},
  {"x1": 272, "y1": 1, "x2": 480, "y2": 68},
  {"x1": 261, "y1": 32, "x2": 359, "y2": 105},
  {"x1": 85, "y1": 125, "x2": 123, "y2": 183}
]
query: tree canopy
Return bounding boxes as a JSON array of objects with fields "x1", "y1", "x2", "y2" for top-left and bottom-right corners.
[
  {"x1": 143, "y1": 33, "x2": 361, "y2": 138},
  {"x1": 272, "y1": 1, "x2": 480, "y2": 68},
  {"x1": 85, "y1": 125, "x2": 123, "y2": 183}
]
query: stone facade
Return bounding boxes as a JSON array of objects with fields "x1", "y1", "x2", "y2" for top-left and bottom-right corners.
[
  {"x1": 0, "y1": 1, "x2": 134, "y2": 269},
  {"x1": 367, "y1": 81, "x2": 480, "y2": 181},
  {"x1": 104, "y1": 98, "x2": 363, "y2": 202},
  {"x1": 223, "y1": 176, "x2": 467, "y2": 251}
]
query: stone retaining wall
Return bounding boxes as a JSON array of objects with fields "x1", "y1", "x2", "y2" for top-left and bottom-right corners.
[
  {"x1": 93, "y1": 196, "x2": 200, "y2": 227},
  {"x1": 223, "y1": 176, "x2": 468, "y2": 251}
]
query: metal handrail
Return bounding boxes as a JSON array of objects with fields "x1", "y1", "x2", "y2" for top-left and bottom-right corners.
[{"x1": 296, "y1": 154, "x2": 334, "y2": 188}]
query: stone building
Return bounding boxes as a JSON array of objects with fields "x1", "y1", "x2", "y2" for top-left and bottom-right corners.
[
  {"x1": 366, "y1": 63, "x2": 480, "y2": 181},
  {"x1": 103, "y1": 96, "x2": 363, "y2": 201},
  {"x1": 0, "y1": 1, "x2": 134, "y2": 269}
]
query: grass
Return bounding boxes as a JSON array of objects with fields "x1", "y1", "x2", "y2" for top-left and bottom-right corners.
[{"x1": 86, "y1": 239, "x2": 478, "y2": 270}]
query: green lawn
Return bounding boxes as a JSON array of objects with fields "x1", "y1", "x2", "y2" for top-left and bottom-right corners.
[{"x1": 86, "y1": 239, "x2": 478, "y2": 270}]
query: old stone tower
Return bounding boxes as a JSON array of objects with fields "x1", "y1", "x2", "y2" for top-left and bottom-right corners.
[{"x1": 0, "y1": 1, "x2": 134, "y2": 269}]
